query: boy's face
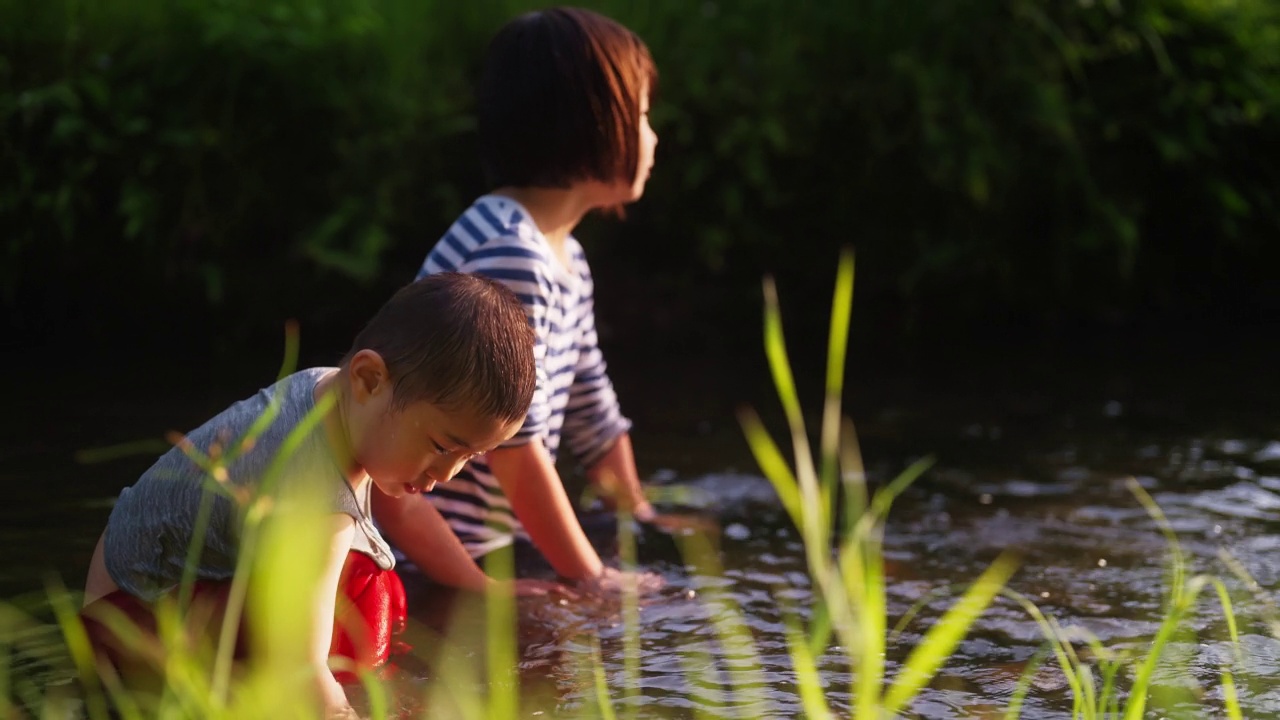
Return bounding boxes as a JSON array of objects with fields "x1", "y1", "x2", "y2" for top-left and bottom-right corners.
[
  {"x1": 344, "y1": 351, "x2": 523, "y2": 496},
  {"x1": 358, "y1": 398, "x2": 522, "y2": 497}
]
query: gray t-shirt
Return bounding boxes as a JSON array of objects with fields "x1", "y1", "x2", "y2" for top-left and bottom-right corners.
[{"x1": 104, "y1": 367, "x2": 395, "y2": 601}]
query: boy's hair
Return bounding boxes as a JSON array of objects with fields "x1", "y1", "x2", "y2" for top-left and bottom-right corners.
[
  {"x1": 477, "y1": 6, "x2": 657, "y2": 189},
  {"x1": 342, "y1": 273, "x2": 536, "y2": 423}
]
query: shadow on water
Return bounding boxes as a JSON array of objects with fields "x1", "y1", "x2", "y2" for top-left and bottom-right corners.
[{"x1": 4, "y1": 325, "x2": 1280, "y2": 717}]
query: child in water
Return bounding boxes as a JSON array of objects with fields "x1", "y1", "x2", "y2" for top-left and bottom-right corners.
[
  {"x1": 82, "y1": 272, "x2": 536, "y2": 718},
  {"x1": 374, "y1": 6, "x2": 674, "y2": 593}
]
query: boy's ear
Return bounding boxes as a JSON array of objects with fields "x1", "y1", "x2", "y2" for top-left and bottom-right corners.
[{"x1": 347, "y1": 350, "x2": 391, "y2": 404}]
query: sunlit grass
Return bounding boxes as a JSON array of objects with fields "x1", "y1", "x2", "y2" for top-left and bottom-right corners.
[
  {"x1": 739, "y1": 249, "x2": 1020, "y2": 718},
  {"x1": 999, "y1": 477, "x2": 1248, "y2": 720}
]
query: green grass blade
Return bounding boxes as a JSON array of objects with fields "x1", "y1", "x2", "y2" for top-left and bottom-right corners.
[
  {"x1": 1203, "y1": 576, "x2": 1241, "y2": 645},
  {"x1": 761, "y1": 276, "x2": 807, "y2": 447},
  {"x1": 805, "y1": 596, "x2": 833, "y2": 660},
  {"x1": 761, "y1": 276, "x2": 824, "y2": 550},
  {"x1": 1123, "y1": 478, "x2": 1193, "y2": 720},
  {"x1": 782, "y1": 611, "x2": 835, "y2": 720},
  {"x1": 820, "y1": 249, "x2": 855, "y2": 531},
  {"x1": 869, "y1": 455, "x2": 935, "y2": 521},
  {"x1": 1127, "y1": 478, "x2": 1186, "y2": 605},
  {"x1": 882, "y1": 551, "x2": 1019, "y2": 716},
  {"x1": 839, "y1": 418, "x2": 868, "y2": 538},
  {"x1": 676, "y1": 532, "x2": 770, "y2": 714},
  {"x1": 357, "y1": 667, "x2": 391, "y2": 720},
  {"x1": 888, "y1": 585, "x2": 960, "y2": 643},
  {"x1": 588, "y1": 636, "x2": 619, "y2": 720},
  {"x1": 46, "y1": 583, "x2": 139, "y2": 720},
  {"x1": 1217, "y1": 548, "x2": 1280, "y2": 639},
  {"x1": 737, "y1": 406, "x2": 802, "y2": 529},
  {"x1": 852, "y1": 535, "x2": 887, "y2": 720},
  {"x1": 1004, "y1": 647, "x2": 1049, "y2": 720},
  {"x1": 618, "y1": 511, "x2": 641, "y2": 720},
  {"x1": 273, "y1": 319, "x2": 301, "y2": 382},
  {"x1": 1221, "y1": 666, "x2": 1243, "y2": 720},
  {"x1": 674, "y1": 627, "x2": 723, "y2": 720},
  {"x1": 484, "y1": 546, "x2": 517, "y2": 720}
]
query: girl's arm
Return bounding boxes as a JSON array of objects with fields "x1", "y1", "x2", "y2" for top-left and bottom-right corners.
[
  {"x1": 488, "y1": 439, "x2": 604, "y2": 581},
  {"x1": 312, "y1": 515, "x2": 358, "y2": 717},
  {"x1": 587, "y1": 434, "x2": 717, "y2": 536},
  {"x1": 370, "y1": 490, "x2": 493, "y2": 592},
  {"x1": 584, "y1": 433, "x2": 654, "y2": 520}
]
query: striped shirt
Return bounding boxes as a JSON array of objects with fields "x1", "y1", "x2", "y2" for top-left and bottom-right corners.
[{"x1": 415, "y1": 194, "x2": 632, "y2": 557}]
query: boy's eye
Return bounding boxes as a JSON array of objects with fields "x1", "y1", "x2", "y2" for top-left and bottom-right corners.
[{"x1": 431, "y1": 440, "x2": 447, "y2": 454}]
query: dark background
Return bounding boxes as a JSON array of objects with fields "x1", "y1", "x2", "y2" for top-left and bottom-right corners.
[{"x1": 2, "y1": 0, "x2": 1278, "y2": 401}]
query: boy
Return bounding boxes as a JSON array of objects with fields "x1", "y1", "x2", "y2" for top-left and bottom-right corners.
[{"x1": 82, "y1": 272, "x2": 537, "y2": 718}]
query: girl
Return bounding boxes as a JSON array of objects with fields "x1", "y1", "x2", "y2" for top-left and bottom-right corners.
[{"x1": 374, "y1": 6, "x2": 667, "y2": 593}]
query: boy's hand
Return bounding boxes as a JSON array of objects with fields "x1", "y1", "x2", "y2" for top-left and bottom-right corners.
[
  {"x1": 326, "y1": 706, "x2": 363, "y2": 720},
  {"x1": 575, "y1": 566, "x2": 664, "y2": 597}
]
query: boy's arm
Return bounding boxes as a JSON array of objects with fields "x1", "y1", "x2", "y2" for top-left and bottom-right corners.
[
  {"x1": 488, "y1": 439, "x2": 605, "y2": 581},
  {"x1": 312, "y1": 515, "x2": 358, "y2": 717},
  {"x1": 370, "y1": 490, "x2": 493, "y2": 592}
]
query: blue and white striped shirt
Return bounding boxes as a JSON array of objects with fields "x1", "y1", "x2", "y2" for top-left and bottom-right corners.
[{"x1": 415, "y1": 194, "x2": 632, "y2": 557}]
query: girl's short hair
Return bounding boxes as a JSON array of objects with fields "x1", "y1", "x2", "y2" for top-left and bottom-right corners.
[
  {"x1": 477, "y1": 6, "x2": 657, "y2": 189},
  {"x1": 342, "y1": 273, "x2": 536, "y2": 424}
]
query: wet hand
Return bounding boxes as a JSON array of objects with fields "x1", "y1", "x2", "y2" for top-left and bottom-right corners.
[
  {"x1": 326, "y1": 705, "x2": 364, "y2": 720},
  {"x1": 512, "y1": 577, "x2": 578, "y2": 599},
  {"x1": 487, "y1": 577, "x2": 578, "y2": 599},
  {"x1": 575, "y1": 566, "x2": 664, "y2": 597}
]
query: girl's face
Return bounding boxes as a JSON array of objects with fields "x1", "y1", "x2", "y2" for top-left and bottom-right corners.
[
  {"x1": 604, "y1": 87, "x2": 657, "y2": 206},
  {"x1": 627, "y1": 91, "x2": 659, "y2": 200}
]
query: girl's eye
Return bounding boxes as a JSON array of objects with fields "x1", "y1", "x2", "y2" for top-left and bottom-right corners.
[{"x1": 432, "y1": 440, "x2": 447, "y2": 454}]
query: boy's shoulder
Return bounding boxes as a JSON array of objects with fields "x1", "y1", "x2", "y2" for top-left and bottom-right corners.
[
  {"x1": 129, "y1": 368, "x2": 335, "y2": 493},
  {"x1": 192, "y1": 368, "x2": 332, "y2": 448}
]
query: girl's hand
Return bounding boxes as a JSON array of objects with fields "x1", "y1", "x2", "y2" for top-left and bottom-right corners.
[
  {"x1": 486, "y1": 577, "x2": 580, "y2": 599},
  {"x1": 641, "y1": 511, "x2": 719, "y2": 536},
  {"x1": 575, "y1": 566, "x2": 664, "y2": 597}
]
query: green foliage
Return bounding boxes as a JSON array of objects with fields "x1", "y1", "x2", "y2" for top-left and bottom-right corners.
[
  {"x1": 1, "y1": 0, "x2": 488, "y2": 324},
  {"x1": 2, "y1": 0, "x2": 1278, "y2": 336},
  {"x1": 625, "y1": 0, "x2": 1280, "y2": 324}
]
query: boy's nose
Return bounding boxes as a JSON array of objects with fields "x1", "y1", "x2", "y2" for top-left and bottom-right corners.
[{"x1": 428, "y1": 455, "x2": 468, "y2": 484}]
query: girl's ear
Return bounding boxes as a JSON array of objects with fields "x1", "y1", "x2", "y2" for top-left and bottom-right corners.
[{"x1": 347, "y1": 349, "x2": 391, "y2": 404}]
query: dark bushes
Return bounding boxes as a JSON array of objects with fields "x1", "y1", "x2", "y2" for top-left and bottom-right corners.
[{"x1": 3, "y1": 0, "x2": 1277, "y2": 350}]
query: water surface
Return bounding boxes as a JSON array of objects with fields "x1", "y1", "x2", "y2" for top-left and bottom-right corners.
[{"x1": 4, "y1": 333, "x2": 1279, "y2": 718}]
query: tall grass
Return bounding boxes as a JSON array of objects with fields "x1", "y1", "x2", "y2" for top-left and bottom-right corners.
[
  {"x1": 1000, "y1": 478, "x2": 1249, "y2": 720},
  {"x1": 732, "y1": 248, "x2": 1020, "y2": 718}
]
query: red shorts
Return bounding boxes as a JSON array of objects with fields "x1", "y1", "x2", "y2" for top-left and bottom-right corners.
[{"x1": 81, "y1": 550, "x2": 407, "y2": 684}]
